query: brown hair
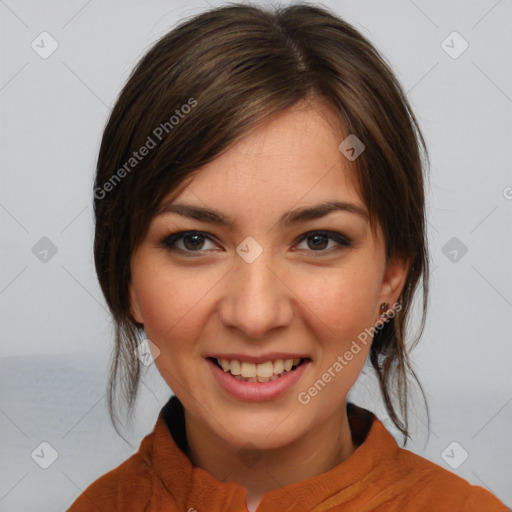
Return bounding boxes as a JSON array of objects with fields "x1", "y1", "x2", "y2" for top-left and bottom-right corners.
[{"x1": 93, "y1": 2, "x2": 430, "y2": 445}]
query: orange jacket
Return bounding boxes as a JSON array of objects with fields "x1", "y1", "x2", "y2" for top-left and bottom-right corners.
[{"x1": 68, "y1": 396, "x2": 509, "y2": 511}]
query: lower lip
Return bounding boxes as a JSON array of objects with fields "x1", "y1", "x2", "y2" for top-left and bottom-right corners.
[{"x1": 207, "y1": 358, "x2": 310, "y2": 402}]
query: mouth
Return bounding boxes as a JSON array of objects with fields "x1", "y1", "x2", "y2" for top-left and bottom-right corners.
[{"x1": 207, "y1": 356, "x2": 311, "y2": 383}]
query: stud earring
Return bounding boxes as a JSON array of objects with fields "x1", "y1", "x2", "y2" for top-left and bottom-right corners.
[{"x1": 379, "y1": 302, "x2": 394, "y2": 319}]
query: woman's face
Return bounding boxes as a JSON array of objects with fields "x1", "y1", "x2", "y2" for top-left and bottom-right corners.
[{"x1": 130, "y1": 101, "x2": 408, "y2": 450}]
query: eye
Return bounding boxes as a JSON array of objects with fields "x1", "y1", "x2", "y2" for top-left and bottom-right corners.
[
  {"x1": 161, "y1": 229, "x2": 351, "y2": 257},
  {"x1": 161, "y1": 230, "x2": 218, "y2": 255},
  {"x1": 294, "y1": 230, "x2": 352, "y2": 254}
]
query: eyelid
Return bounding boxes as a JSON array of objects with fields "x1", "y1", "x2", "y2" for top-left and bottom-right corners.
[
  {"x1": 160, "y1": 229, "x2": 352, "y2": 256},
  {"x1": 161, "y1": 230, "x2": 219, "y2": 254},
  {"x1": 294, "y1": 230, "x2": 352, "y2": 250}
]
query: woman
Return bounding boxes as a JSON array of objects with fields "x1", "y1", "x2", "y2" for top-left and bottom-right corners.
[{"x1": 68, "y1": 3, "x2": 509, "y2": 511}]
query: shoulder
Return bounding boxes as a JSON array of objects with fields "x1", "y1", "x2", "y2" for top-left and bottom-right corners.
[
  {"x1": 351, "y1": 409, "x2": 510, "y2": 511},
  {"x1": 67, "y1": 448, "x2": 153, "y2": 511},
  {"x1": 389, "y1": 445, "x2": 509, "y2": 511}
]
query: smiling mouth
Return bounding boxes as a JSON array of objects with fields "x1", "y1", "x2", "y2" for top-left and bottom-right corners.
[{"x1": 208, "y1": 357, "x2": 310, "y2": 383}]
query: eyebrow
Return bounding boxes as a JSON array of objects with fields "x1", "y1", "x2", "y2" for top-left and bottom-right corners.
[{"x1": 155, "y1": 200, "x2": 368, "y2": 228}]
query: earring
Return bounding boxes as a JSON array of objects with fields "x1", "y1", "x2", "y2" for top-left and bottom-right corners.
[{"x1": 379, "y1": 302, "x2": 394, "y2": 319}]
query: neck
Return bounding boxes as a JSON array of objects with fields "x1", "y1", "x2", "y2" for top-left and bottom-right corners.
[{"x1": 184, "y1": 402, "x2": 356, "y2": 512}]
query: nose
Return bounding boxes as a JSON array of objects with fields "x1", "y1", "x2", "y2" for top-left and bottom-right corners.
[{"x1": 218, "y1": 251, "x2": 293, "y2": 340}]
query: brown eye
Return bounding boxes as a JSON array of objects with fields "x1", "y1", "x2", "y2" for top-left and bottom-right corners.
[
  {"x1": 306, "y1": 233, "x2": 329, "y2": 250},
  {"x1": 182, "y1": 233, "x2": 206, "y2": 250},
  {"x1": 162, "y1": 231, "x2": 217, "y2": 254},
  {"x1": 295, "y1": 230, "x2": 352, "y2": 254}
]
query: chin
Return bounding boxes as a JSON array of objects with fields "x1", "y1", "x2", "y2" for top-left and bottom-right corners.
[{"x1": 212, "y1": 409, "x2": 309, "y2": 450}]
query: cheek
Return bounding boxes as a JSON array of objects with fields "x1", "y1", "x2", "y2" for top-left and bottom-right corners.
[
  {"x1": 132, "y1": 268, "x2": 215, "y2": 388},
  {"x1": 297, "y1": 266, "x2": 381, "y2": 342},
  {"x1": 131, "y1": 262, "x2": 212, "y2": 349},
  {"x1": 291, "y1": 265, "x2": 380, "y2": 398},
  {"x1": 293, "y1": 270, "x2": 379, "y2": 408}
]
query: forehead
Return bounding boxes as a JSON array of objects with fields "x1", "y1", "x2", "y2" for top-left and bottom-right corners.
[{"x1": 160, "y1": 101, "x2": 365, "y2": 224}]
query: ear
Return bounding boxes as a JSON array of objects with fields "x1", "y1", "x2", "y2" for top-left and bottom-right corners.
[
  {"x1": 379, "y1": 253, "x2": 410, "y2": 308},
  {"x1": 129, "y1": 283, "x2": 144, "y2": 325}
]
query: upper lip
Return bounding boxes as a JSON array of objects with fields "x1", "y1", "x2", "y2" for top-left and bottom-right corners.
[{"x1": 206, "y1": 353, "x2": 311, "y2": 364}]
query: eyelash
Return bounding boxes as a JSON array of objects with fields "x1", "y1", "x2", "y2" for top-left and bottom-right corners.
[{"x1": 160, "y1": 230, "x2": 352, "y2": 257}]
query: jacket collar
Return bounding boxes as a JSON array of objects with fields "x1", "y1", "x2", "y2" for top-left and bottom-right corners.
[{"x1": 139, "y1": 395, "x2": 399, "y2": 511}]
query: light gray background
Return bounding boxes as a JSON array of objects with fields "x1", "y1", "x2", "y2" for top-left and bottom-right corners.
[{"x1": 1, "y1": 0, "x2": 511, "y2": 510}]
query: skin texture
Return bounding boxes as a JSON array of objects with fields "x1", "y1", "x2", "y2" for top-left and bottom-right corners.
[{"x1": 129, "y1": 100, "x2": 409, "y2": 511}]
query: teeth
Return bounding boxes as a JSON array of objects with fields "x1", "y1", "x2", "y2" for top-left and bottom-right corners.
[
  {"x1": 230, "y1": 360, "x2": 242, "y2": 375},
  {"x1": 216, "y1": 357, "x2": 305, "y2": 379},
  {"x1": 273, "y1": 359, "x2": 284, "y2": 373},
  {"x1": 241, "y1": 361, "x2": 256, "y2": 378},
  {"x1": 256, "y1": 361, "x2": 274, "y2": 378}
]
